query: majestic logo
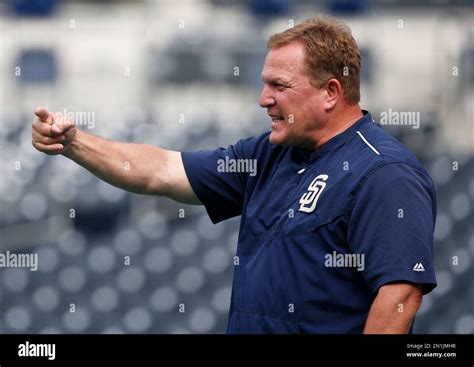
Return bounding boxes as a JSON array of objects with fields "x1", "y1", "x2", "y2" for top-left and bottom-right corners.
[
  {"x1": 298, "y1": 174, "x2": 328, "y2": 213},
  {"x1": 413, "y1": 263, "x2": 425, "y2": 272}
]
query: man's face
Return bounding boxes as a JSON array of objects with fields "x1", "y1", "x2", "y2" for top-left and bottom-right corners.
[{"x1": 259, "y1": 41, "x2": 327, "y2": 149}]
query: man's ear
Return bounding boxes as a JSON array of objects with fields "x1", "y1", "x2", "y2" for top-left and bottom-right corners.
[{"x1": 324, "y1": 78, "x2": 342, "y2": 110}]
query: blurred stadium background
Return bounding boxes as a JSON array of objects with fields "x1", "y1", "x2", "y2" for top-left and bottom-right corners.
[{"x1": 0, "y1": 0, "x2": 472, "y2": 334}]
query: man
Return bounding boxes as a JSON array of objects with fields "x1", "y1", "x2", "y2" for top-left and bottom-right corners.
[{"x1": 32, "y1": 16, "x2": 437, "y2": 334}]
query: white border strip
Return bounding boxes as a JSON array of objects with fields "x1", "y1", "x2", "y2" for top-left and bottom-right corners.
[{"x1": 356, "y1": 131, "x2": 380, "y2": 155}]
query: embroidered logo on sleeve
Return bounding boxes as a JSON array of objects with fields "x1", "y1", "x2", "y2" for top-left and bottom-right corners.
[{"x1": 413, "y1": 263, "x2": 425, "y2": 272}]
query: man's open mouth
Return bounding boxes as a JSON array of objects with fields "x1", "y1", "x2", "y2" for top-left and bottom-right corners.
[{"x1": 270, "y1": 116, "x2": 284, "y2": 122}]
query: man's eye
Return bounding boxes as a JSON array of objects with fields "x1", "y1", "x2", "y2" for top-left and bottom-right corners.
[{"x1": 275, "y1": 84, "x2": 286, "y2": 90}]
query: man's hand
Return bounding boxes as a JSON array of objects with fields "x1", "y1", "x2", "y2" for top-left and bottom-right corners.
[{"x1": 32, "y1": 107, "x2": 77, "y2": 155}]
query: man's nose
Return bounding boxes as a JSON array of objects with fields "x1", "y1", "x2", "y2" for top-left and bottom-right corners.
[{"x1": 259, "y1": 86, "x2": 275, "y2": 108}]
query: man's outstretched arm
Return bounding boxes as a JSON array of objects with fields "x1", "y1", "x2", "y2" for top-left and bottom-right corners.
[{"x1": 32, "y1": 107, "x2": 201, "y2": 205}]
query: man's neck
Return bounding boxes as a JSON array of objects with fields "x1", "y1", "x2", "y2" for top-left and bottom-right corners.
[{"x1": 313, "y1": 105, "x2": 364, "y2": 150}]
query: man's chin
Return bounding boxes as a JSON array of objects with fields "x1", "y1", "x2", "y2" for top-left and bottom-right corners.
[{"x1": 269, "y1": 131, "x2": 289, "y2": 147}]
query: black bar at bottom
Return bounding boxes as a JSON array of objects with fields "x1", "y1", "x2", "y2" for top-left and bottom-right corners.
[{"x1": 0, "y1": 334, "x2": 472, "y2": 363}]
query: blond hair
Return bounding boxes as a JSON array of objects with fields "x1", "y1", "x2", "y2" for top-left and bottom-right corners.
[{"x1": 267, "y1": 16, "x2": 361, "y2": 105}]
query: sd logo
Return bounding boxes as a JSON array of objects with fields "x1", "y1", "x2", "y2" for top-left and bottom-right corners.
[{"x1": 298, "y1": 174, "x2": 328, "y2": 213}]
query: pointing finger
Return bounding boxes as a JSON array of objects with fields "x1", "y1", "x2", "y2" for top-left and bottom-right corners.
[{"x1": 34, "y1": 107, "x2": 53, "y2": 124}]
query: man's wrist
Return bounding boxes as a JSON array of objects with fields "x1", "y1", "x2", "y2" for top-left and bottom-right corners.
[{"x1": 61, "y1": 128, "x2": 81, "y2": 159}]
